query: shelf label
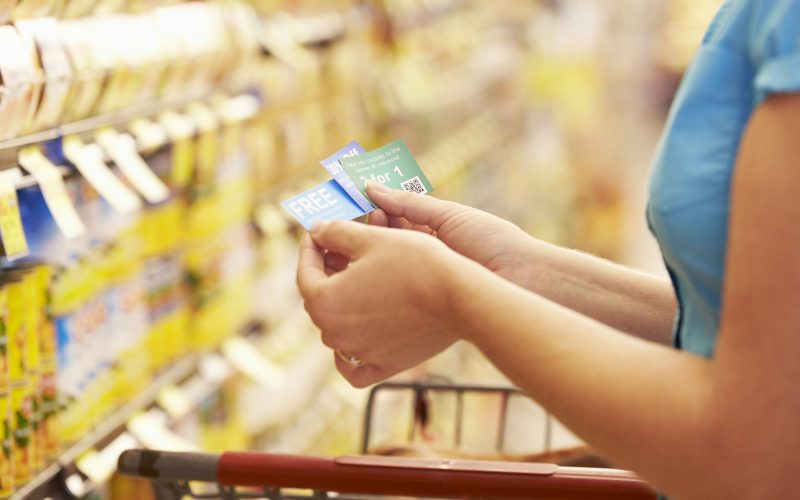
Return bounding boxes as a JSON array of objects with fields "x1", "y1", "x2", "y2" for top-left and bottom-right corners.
[
  {"x1": 76, "y1": 432, "x2": 140, "y2": 486},
  {"x1": 187, "y1": 104, "x2": 219, "y2": 184},
  {"x1": 221, "y1": 337, "x2": 285, "y2": 389},
  {"x1": 63, "y1": 136, "x2": 142, "y2": 214},
  {"x1": 129, "y1": 118, "x2": 168, "y2": 151},
  {"x1": 97, "y1": 129, "x2": 170, "y2": 204},
  {"x1": 157, "y1": 385, "x2": 192, "y2": 421},
  {"x1": 160, "y1": 111, "x2": 196, "y2": 189},
  {"x1": 0, "y1": 169, "x2": 29, "y2": 260},
  {"x1": 127, "y1": 410, "x2": 199, "y2": 452},
  {"x1": 18, "y1": 147, "x2": 87, "y2": 239}
]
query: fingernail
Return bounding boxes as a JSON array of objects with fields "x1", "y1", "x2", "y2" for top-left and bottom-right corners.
[
  {"x1": 310, "y1": 221, "x2": 329, "y2": 234},
  {"x1": 367, "y1": 181, "x2": 390, "y2": 194}
]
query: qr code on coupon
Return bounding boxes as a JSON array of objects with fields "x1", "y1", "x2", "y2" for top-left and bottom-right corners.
[{"x1": 400, "y1": 176, "x2": 427, "y2": 194}]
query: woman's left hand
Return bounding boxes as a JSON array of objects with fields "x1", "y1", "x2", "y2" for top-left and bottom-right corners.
[{"x1": 296, "y1": 220, "x2": 464, "y2": 387}]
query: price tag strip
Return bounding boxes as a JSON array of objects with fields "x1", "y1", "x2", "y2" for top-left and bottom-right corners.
[
  {"x1": 63, "y1": 135, "x2": 142, "y2": 214},
  {"x1": 282, "y1": 139, "x2": 434, "y2": 229},
  {"x1": 18, "y1": 147, "x2": 87, "y2": 239},
  {"x1": 96, "y1": 129, "x2": 170, "y2": 204},
  {"x1": 0, "y1": 169, "x2": 29, "y2": 260}
]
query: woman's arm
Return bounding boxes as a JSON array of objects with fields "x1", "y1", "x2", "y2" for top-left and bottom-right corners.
[
  {"x1": 515, "y1": 238, "x2": 677, "y2": 344},
  {"x1": 449, "y1": 94, "x2": 800, "y2": 499},
  {"x1": 366, "y1": 185, "x2": 676, "y2": 344},
  {"x1": 298, "y1": 94, "x2": 800, "y2": 499}
]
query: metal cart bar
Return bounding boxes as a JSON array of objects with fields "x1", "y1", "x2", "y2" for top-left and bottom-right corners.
[{"x1": 119, "y1": 449, "x2": 657, "y2": 499}]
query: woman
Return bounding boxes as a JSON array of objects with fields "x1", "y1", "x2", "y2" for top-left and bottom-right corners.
[{"x1": 296, "y1": 1, "x2": 800, "y2": 498}]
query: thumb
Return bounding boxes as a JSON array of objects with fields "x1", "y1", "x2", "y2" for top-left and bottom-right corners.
[
  {"x1": 310, "y1": 220, "x2": 374, "y2": 258},
  {"x1": 366, "y1": 183, "x2": 468, "y2": 232}
]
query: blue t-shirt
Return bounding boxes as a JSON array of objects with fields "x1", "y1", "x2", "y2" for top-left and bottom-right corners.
[{"x1": 648, "y1": 0, "x2": 800, "y2": 357}]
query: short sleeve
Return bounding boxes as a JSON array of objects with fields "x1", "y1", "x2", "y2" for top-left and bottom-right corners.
[{"x1": 749, "y1": 0, "x2": 800, "y2": 104}]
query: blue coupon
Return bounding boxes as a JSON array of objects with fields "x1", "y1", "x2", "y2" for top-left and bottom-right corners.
[
  {"x1": 281, "y1": 179, "x2": 368, "y2": 230},
  {"x1": 319, "y1": 140, "x2": 373, "y2": 212}
]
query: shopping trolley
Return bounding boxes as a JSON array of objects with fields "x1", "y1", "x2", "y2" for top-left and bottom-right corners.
[
  {"x1": 361, "y1": 381, "x2": 607, "y2": 466},
  {"x1": 118, "y1": 449, "x2": 656, "y2": 499},
  {"x1": 118, "y1": 381, "x2": 657, "y2": 499}
]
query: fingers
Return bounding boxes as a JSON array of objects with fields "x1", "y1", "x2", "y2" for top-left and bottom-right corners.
[
  {"x1": 387, "y1": 214, "x2": 413, "y2": 230},
  {"x1": 296, "y1": 233, "x2": 327, "y2": 297},
  {"x1": 366, "y1": 183, "x2": 466, "y2": 231},
  {"x1": 310, "y1": 220, "x2": 373, "y2": 258},
  {"x1": 324, "y1": 252, "x2": 349, "y2": 274},
  {"x1": 333, "y1": 352, "x2": 387, "y2": 389},
  {"x1": 368, "y1": 208, "x2": 389, "y2": 227}
]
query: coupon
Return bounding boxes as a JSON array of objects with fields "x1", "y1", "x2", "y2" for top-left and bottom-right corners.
[
  {"x1": 319, "y1": 140, "x2": 372, "y2": 212},
  {"x1": 339, "y1": 139, "x2": 433, "y2": 204},
  {"x1": 282, "y1": 139, "x2": 433, "y2": 229},
  {"x1": 281, "y1": 179, "x2": 367, "y2": 230}
]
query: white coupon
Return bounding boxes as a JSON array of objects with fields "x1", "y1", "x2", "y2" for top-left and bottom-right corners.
[
  {"x1": 63, "y1": 136, "x2": 142, "y2": 214},
  {"x1": 18, "y1": 148, "x2": 86, "y2": 239},
  {"x1": 97, "y1": 130, "x2": 170, "y2": 204}
]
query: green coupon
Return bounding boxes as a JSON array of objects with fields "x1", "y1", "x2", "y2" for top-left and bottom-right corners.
[{"x1": 340, "y1": 139, "x2": 433, "y2": 206}]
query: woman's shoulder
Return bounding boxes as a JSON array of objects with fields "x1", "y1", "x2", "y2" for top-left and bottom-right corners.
[{"x1": 704, "y1": 0, "x2": 800, "y2": 52}]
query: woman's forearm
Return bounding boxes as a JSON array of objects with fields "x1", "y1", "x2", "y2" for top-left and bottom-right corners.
[
  {"x1": 506, "y1": 238, "x2": 676, "y2": 344},
  {"x1": 449, "y1": 264, "x2": 716, "y2": 498}
]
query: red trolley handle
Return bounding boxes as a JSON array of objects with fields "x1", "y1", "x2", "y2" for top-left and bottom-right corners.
[{"x1": 119, "y1": 449, "x2": 657, "y2": 499}]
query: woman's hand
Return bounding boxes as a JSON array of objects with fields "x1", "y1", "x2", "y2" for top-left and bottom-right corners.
[
  {"x1": 365, "y1": 182, "x2": 539, "y2": 285},
  {"x1": 296, "y1": 220, "x2": 470, "y2": 387}
]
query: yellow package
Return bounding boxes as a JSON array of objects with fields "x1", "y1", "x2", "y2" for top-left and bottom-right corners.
[
  {"x1": 10, "y1": 381, "x2": 33, "y2": 485},
  {"x1": 5, "y1": 277, "x2": 26, "y2": 384},
  {"x1": 0, "y1": 284, "x2": 8, "y2": 394},
  {"x1": 37, "y1": 361, "x2": 56, "y2": 462},
  {"x1": 11, "y1": 0, "x2": 55, "y2": 19},
  {"x1": 0, "y1": 0, "x2": 14, "y2": 23},
  {"x1": 22, "y1": 272, "x2": 39, "y2": 391},
  {"x1": 0, "y1": 388, "x2": 11, "y2": 498}
]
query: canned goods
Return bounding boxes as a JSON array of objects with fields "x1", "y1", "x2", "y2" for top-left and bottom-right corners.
[
  {"x1": 10, "y1": 381, "x2": 33, "y2": 485},
  {"x1": 0, "y1": 283, "x2": 12, "y2": 498},
  {"x1": 5, "y1": 278, "x2": 22, "y2": 386},
  {"x1": 0, "y1": 389, "x2": 12, "y2": 498},
  {"x1": 0, "y1": 283, "x2": 9, "y2": 397}
]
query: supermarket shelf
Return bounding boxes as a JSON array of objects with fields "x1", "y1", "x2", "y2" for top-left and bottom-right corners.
[
  {"x1": 10, "y1": 356, "x2": 199, "y2": 500},
  {"x1": 0, "y1": 86, "x2": 244, "y2": 156}
]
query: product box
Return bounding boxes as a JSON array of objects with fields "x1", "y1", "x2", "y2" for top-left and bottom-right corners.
[
  {"x1": 88, "y1": 15, "x2": 131, "y2": 114},
  {"x1": 152, "y1": 6, "x2": 192, "y2": 96},
  {"x1": 0, "y1": 0, "x2": 16, "y2": 24},
  {"x1": 58, "y1": 19, "x2": 105, "y2": 121},
  {"x1": 59, "y1": 0, "x2": 95, "y2": 19},
  {"x1": 0, "y1": 26, "x2": 37, "y2": 141},
  {"x1": 15, "y1": 17, "x2": 74, "y2": 133},
  {"x1": 11, "y1": 0, "x2": 54, "y2": 19}
]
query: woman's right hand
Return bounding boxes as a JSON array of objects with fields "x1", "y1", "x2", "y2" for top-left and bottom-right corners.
[{"x1": 363, "y1": 182, "x2": 541, "y2": 286}]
